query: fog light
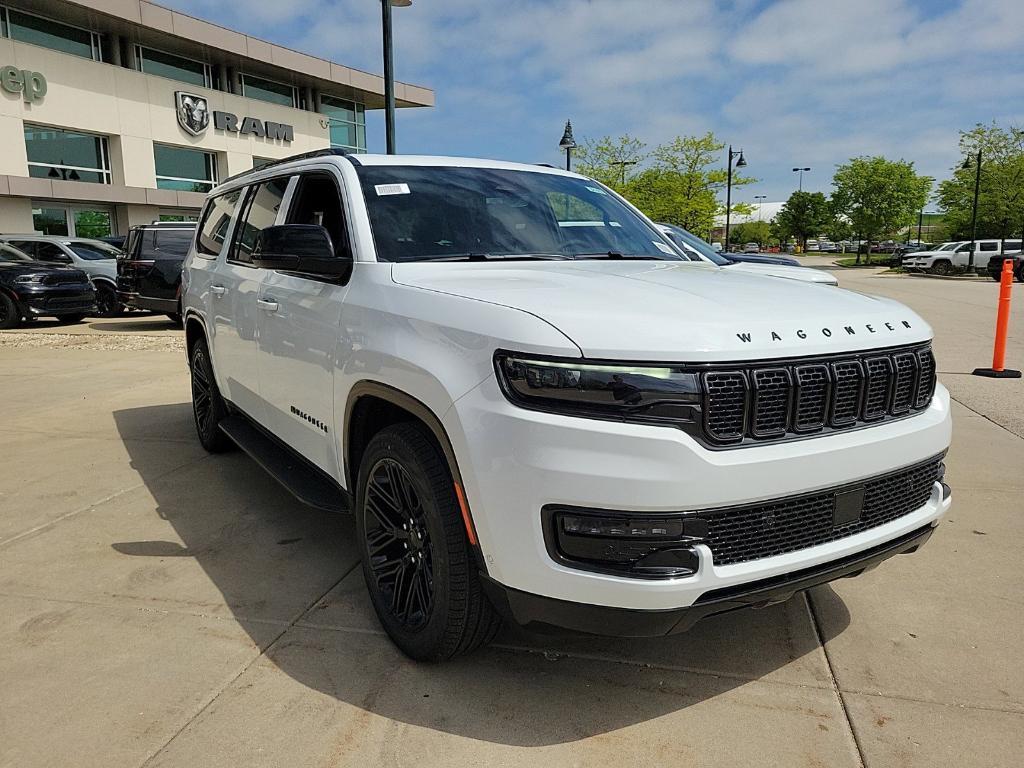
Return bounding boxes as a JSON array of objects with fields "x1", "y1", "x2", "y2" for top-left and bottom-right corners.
[{"x1": 549, "y1": 508, "x2": 708, "y2": 579}]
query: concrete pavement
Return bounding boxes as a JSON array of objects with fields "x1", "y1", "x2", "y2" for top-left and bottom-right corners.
[{"x1": 0, "y1": 271, "x2": 1022, "y2": 767}]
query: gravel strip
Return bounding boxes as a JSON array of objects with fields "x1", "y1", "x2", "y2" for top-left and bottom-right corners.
[{"x1": 0, "y1": 331, "x2": 184, "y2": 353}]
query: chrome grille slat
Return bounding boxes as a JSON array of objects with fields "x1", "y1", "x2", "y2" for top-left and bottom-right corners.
[{"x1": 700, "y1": 344, "x2": 936, "y2": 447}]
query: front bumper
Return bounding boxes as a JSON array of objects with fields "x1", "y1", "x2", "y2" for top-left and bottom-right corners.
[
  {"x1": 483, "y1": 522, "x2": 936, "y2": 637},
  {"x1": 19, "y1": 286, "x2": 96, "y2": 316},
  {"x1": 445, "y1": 375, "x2": 953, "y2": 612}
]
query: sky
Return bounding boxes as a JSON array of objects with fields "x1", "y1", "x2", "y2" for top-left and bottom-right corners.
[{"x1": 165, "y1": 0, "x2": 1024, "y2": 204}]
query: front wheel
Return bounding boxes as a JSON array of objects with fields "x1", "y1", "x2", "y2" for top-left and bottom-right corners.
[
  {"x1": 0, "y1": 293, "x2": 20, "y2": 329},
  {"x1": 94, "y1": 284, "x2": 121, "y2": 317},
  {"x1": 190, "y1": 339, "x2": 232, "y2": 452},
  {"x1": 930, "y1": 260, "x2": 952, "y2": 276},
  {"x1": 356, "y1": 422, "x2": 501, "y2": 661}
]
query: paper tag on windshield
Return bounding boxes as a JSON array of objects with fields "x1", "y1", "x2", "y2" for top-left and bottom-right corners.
[
  {"x1": 585, "y1": 185, "x2": 608, "y2": 195},
  {"x1": 375, "y1": 183, "x2": 410, "y2": 196},
  {"x1": 654, "y1": 241, "x2": 675, "y2": 255}
]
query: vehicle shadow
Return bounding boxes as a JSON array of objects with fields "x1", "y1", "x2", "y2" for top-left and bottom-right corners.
[
  {"x1": 112, "y1": 403, "x2": 851, "y2": 747},
  {"x1": 87, "y1": 316, "x2": 179, "y2": 333}
]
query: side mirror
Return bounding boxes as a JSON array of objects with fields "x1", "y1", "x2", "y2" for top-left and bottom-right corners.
[{"x1": 252, "y1": 224, "x2": 351, "y2": 276}]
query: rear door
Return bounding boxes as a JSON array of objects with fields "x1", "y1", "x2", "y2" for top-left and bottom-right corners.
[
  {"x1": 256, "y1": 169, "x2": 351, "y2": 477},
  {"x1": 144, "y1": 228, "x2": 195, "y2": 304},
  {"x1": 209, "y1": 179, "x2": 289, "y2": 421}
]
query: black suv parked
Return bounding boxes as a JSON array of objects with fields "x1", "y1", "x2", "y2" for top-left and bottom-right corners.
[
  {"x1": 117, "y1": 222, "x2": 196, "y2": 323},
  {"x1": 983, "y1": 254, "x2": 1024, "y2": 282},
  {"x1": 0, "y1": 243, "x2": 96, "y2": 329}
]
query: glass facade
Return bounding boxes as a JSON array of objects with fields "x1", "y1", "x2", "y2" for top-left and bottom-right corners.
[
  {"x1": 3, "y1": 7, "x2": 101, "y2": 60},
  {"x1": 154, "y1": 144, "x2": 218, "y2": 193},
  {"x1": 136, "y1": 45, "x2": 210, "y2": 87},
  {"x1": 25, "y1": 125, "x2": 111, "y2": 184},
  {"x1": 241, "y1": 74, "x2": 297, "y2": 107},
  {"x1": 32, "y1": 207, "x2": 69, "y2": 236},
  {"x1": 320, "y1": 95, "x2": 366, "y2": 152}
]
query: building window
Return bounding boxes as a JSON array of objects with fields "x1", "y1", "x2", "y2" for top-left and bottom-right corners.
[
  {"x1": 320, "y1": 96, "x2": 366, "y2": 152},
  {"x1": 2, "y1": 6, "x2": 102, "y2": 61},
  {"x1": 252, "y1": 157, "x2": 276, "y2": 170},
  {"x1": 25, "y1": 125, "x2": 111, "y2": 184},
  {"x1": 241, "y1": 74, "x2": 297, "y2": 108},
  {"x1": 154, "y1": 144, "x2": 218, "y2": 192},
  {"x1": 135, "y1": 45, "x2": 211, "y2": 88}
]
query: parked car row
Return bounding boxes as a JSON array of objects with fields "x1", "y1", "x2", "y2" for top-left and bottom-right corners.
[
  {"x1": 0, "y1": 242, "x2": 96, "y2": 329},
  {"x1": 903, "y1": 240, "x2": 1022, "y2": 276}
]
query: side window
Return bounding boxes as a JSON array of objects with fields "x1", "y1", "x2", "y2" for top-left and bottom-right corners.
[
  {"x1": 232, "y1": 177, "x2": 289, "y2": 263},
  {"x1": 196, "y1": 190, "x2": 241, "y2": 257},
  {"x1": 153, "y1": 229, "x2": 196, "y2": 259},
  {"x1": 286, "y1": 172, "x2": 346, "y2": 254},
  {"x1": 36, "y1": 243, "x2": 72, "y2": 263},
  {"x1": 980, "y1": 242, "x2": 998, "y2": 252},
  {"x1": 9, "y1": 241, "x2": 37, "y2": 257}
]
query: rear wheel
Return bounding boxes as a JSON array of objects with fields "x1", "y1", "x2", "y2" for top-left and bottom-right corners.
[
  {"x1": 0, "y1": 293, "x2": 20, "y2": 329},
  {"x1": 356, "y1": 422, "x2": 501, "y2": 661},
  {"x1": 930, "y1": 260, "x2": 952, "y2": 276},
  {"x1": 190, "y1": 339, "x2": 232, "y2": 453}
]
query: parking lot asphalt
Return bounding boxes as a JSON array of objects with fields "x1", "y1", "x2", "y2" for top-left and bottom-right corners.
[{"x1": 1, "y1": 270, "x2": 1022, "y2": 767}]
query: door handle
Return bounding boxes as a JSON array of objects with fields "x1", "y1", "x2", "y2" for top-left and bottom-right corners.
[
  {"x1": 257, "y1": 298, "x2": 279, "y2": 312},
  {"x1": 210, "y1": 284, "x2": 227, "y2": 296}
]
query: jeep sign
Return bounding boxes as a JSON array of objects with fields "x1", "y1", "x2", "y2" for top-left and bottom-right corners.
[
  {"x1": 174, "y1": 91, "x2": 293, "y2": 142},
  {"x1": 1, "y1": 66, "x2": 46, "y2": 103}
]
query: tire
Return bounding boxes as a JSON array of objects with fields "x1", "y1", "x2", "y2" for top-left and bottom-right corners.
[
  {"x1": 0, "y1": 293, "x2": 20, "y2": 329},
  {"x1": 189, "y1": 339, "x2": 233, "y2": 453},
  {"x1": 991, "y1": 273, "x2": 1003, "y2": 282},
  {"x1": 55, "y1": 313, "x2": 85, "y2": 325},
  {"x1": 356, "y1": 422, "x2": 501, "y2": 661},
  {"x1": 930, "y1": 260, "x2": 952, "y2": 276},
  {"x1": 94, "y1": 284, "x2": 121, "y2": 317},
  {"x1": 1016, "y1": 266, "x2": 1024, "y2": 283}
]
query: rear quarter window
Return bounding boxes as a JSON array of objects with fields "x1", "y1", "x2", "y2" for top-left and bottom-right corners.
[{"x1": 196, "y1": 190, "x2": 242, "y2": 257}]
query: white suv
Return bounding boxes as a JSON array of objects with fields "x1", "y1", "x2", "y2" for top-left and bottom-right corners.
[
  {"x1": 182, "y1": 150, "x2": 952, "y2": 660},
  {"x1": 903, "y1": 239, "x2": 1022, "y2": 275}
]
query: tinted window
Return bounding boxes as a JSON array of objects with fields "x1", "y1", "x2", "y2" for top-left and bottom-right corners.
[
  {"x1": 8, "y1": 241, "x2": 38, "y2": 257},
  {"x1": 287, "y1": 173, "x2": 346, "y2": 253},
  {"x1": 232, "y1": 179, "x2": 289, "y2": 263},
  {"x1": 69, "y1": 241, "x2": 119, "y2": 259},
  {"x1": 8, "y1": 9, "x2": 97, "y2": 60},
  {"x1": 355, "y1": 165, "x2": 676, "y2": 263},
  {"x1": 35, "y1": 243, "x2": 72, "y2": 263},
  {"x1": 196, "y1": 190, "x2": 241, "y2": 256},
  {"x1": 137, "y1": 229, "x2": 195, "y2": 260},
  {"x1": 980, "y1": 242, "x2": 998, "y2": 251}
]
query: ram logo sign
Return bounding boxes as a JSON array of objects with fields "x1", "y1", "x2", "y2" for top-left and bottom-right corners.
[{"x1": 174, "y1": 91, "x2": 294, "y2": 143}]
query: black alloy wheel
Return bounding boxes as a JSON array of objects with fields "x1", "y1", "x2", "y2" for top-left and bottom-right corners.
[
  {"x1": 0, "y1": 293, "x2": 19, "y2": 329},
  {"x1": 190, "y1": 340, "x2": 232, "y2": 452},
  {"x1": 95, "y1": 285, "x2": 121, "y2": 317},
  {"x1": 356, "y1": 422, "x2": 501, "y2": 661},
  {"x1": 364, "y1": 457, "x2": 435, "y2": 630},
  {"x1": 930, "y1": 260, "x2": 953, "y2": 276}
]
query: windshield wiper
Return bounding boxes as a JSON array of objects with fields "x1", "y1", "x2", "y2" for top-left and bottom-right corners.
[
  {"x1": 573, "y1": 251, "x2": 662, "y2": 260},
  {"x1": 411, "y1": 253, "x2": 572, "y2": 262}
]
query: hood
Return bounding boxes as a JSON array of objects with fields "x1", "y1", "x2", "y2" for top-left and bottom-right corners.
[
  {"x1": 726, "y1": 261, "x2": 838, "y2": 285},
  {"x1": 0, "y1": 261, "x2": 78, "y2": 276},
  {"x1": 391, "y1": 260, "x2": 930, "y2": 361}
]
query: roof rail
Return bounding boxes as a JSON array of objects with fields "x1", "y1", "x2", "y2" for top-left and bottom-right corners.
[
  {"x1": 219, "y1": 148, "x2": 352, "y2": 187},
  {"x1": 534, "y1": 163, "x2": 557, "y2": 168}
]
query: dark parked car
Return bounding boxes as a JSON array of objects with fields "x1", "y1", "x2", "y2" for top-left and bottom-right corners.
[
  {"x1": 0, "y1": 243, "x2": 96, "y2": 329},
  {"x1": 983, "y1": 254, "x2": 1024, "y2": 282},
  {"x1": 100, "y1": 235, "x2": 126, "y2": 250},
  {"x1": 117, "y1": 222, "x2": 197, "y2": 323}
]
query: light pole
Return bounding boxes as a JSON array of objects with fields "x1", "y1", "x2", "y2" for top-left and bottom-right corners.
[
  {"x1": 754, "y1": 194, "x2": 767, "y2": 221},
  {"x1": 610, "y1": 159, "x2": 638, "y2": 187},
  {"x1": 962, "y1": 150, "x2": 982, "y2": 268},
  {"x1": 381, "y1": 0, "x2": 411, "y2": 155},
  {"x1": 917, "y1": 208, "x2": 924, "y2": 245},
  {"x1": 724, "y1": 145, "x2": 747, "y2": 250},
  {"x1": 559, "y1": 120, "x2": 577, "y2": 172},
  {"x1": 792, "y1": 167, "x2": 810, "y2": 192}
]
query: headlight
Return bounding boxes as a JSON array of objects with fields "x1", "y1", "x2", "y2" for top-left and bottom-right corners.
[
  {"x1": 494, "y1": 352, "x2": 701, "y2": 426},
  {"x1": 14, "y1": 274, "x2": 46, "y2": 284}
]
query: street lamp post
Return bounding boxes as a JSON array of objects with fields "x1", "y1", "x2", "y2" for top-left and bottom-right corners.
[
  {"x1": 559, "y1": 120, "x2": 577, "y2": 172},
  {"x1": 917, "y1": 208, "x2": 924, "y2": 245},
  {"x1": 754, "y1": 194, "x2": 767, "y2": 221},
  {"x1": 963, "y1": 149, "x2": 982, "y2": 268},
  {"x1": 724, "y1": 145, "x2": 747, "y2": 251},
  {"x1": 381, "y1": 0, "x2": 411, "y2": 155},
  {"x1": 792, "y1": 167, "x2": 810, "y2": 191},
  {"x1": 610, "y1": 159, "x2": 638, "y2": 187}
]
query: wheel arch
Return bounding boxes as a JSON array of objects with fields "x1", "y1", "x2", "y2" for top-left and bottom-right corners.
[
  {"x1": 344, "y1": 381, "x2": 481, "y2": 554},
  {"x1": 183, "y1": 311, "x2": 208, "y2": 361}
]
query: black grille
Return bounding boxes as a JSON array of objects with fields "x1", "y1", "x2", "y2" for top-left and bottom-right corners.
[
  {"x1": 698, "y1": 457, "x2": 941, "y2": 565},
  {"x1": 42, "y1": 271, "x2": 87, "y2": 286},
  {"x1": 700, "y1": 343, "x2": 935, "y2": 447}
]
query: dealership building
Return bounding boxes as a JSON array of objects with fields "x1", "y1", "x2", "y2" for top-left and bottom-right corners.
[{"x1": 0, "y1": 0, "x2": 433, "y2": 238}]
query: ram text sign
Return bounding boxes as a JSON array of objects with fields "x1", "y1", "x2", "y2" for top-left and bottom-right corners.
[{"x1": 175, "y1": 91, "x2": 293, "y2": 142}]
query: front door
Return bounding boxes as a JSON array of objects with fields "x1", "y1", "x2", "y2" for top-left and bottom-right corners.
[{"x1": 256, "y1": 170, "x2": 351, "y2": 478}]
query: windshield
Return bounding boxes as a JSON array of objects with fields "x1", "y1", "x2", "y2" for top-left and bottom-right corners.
[
  {"x1": 935, "y1": 242, "x2": 964, "y2": 252},
  {"x1": 0, "y1": 243, "x2": 33, "y2": 262},
  {"x1": 69, "y1": 241, "x2": 120, "y2": 259},
  {"x1": 355, "y1": 165, "x2": 681, "y2": 263},
  {"x1": 659, "y1": 223, "x2": 731, "y2": 266}
]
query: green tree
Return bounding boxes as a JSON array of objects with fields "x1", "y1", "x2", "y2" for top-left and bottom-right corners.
[
  {"x1": 775, "y1": 191, "x2": 830, "y2": 251},
  {"x1": 730, "y1": 221, "x2": 772, "y2": 247},
  {"x1": 574, "y1": 135, "x2": 647, "y2": 189},
  {"x1": 831, "y1": 156, "x2": 931, "y2": 263},
  {"x1": 936, "y1": 122, "x2": 1024, "y2": 243}
]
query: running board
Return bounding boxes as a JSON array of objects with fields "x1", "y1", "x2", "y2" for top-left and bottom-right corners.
[{"x1": 219, "y1": 414, "x2": 351, "y2": 513}]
